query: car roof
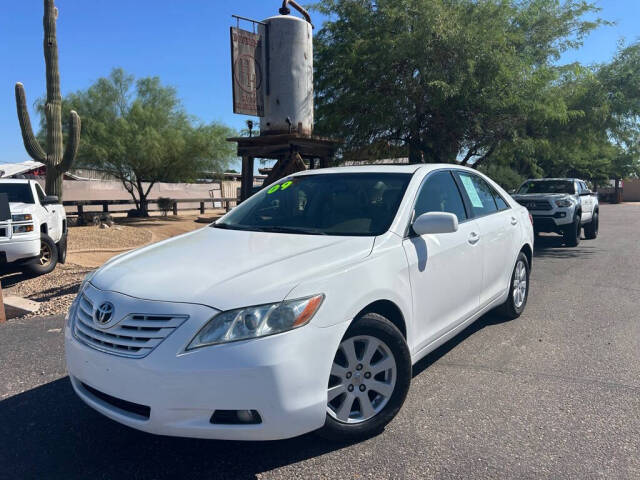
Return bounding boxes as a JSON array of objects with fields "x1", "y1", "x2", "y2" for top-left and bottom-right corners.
[{"x1": 289, "y1": 163, "x2": 477, "y2": 176}]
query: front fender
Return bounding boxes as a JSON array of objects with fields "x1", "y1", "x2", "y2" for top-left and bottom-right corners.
[{"x1": 286, "y1": 232, "x2": 414, "y2": 342}]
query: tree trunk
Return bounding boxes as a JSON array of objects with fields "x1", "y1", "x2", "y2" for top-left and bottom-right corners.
[{"x1": 45, "y1": 165, "x2": 62, "y2": 198}]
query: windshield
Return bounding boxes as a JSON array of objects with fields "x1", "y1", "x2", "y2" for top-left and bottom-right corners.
[
  {"x1": 517, "y1": 180, "x2": 575, "y2": 195},
  {"x1": 0, "y1": 183, "x2": 34, "y2": 204},
  {"x1": 214, "y1": 173, "x2": 412, "y2": 236}
]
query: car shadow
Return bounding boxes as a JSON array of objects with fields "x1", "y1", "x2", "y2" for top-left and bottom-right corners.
[
  {"x1": 532, "y1": 234, "x2": 597, "y2": 259},
  {"x1": 0, "y1": 378, "x2": 357, "y2": 479},
  {"x1": 0, "y1": 268, "x2": 36, "y2": 288},
  {"x1": 412, "y1": 309, "x2": 509, "y2": 378}
]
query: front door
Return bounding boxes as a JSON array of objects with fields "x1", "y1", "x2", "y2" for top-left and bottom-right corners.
[{"x1": 402, "y1": 170, "x2": 483, "y2": 352}]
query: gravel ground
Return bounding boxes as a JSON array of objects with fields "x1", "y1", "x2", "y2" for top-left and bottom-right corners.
[
  {"x1": 1, "y1": 263, "x2": 92, "y2": 318},
  {"x1": 68, "y1": 224, "x2": 152, "y2": 251}
]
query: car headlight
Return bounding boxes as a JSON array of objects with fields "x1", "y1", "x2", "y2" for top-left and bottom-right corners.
[
  {"x1": 11, "y1": 214, "x2": 32, "y2": 222},
  {"x1": 555, "y1": 199, "x2": 573, "y2": 208},
  {"x1": 12, "y1": 224, "x2": 34, "y2": 234},
  {"x1": 186, "y1": 294, "x2": 324, "y2": 350}
]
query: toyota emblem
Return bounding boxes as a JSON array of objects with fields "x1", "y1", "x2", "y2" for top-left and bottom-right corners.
[{"x1": 95, "y1": 302, "x2": 114, "y2": 325}]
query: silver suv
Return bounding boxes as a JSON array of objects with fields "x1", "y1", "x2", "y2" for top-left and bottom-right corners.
[{"x1": 512, "y1": 178, "x2": 599, "y2": 247}]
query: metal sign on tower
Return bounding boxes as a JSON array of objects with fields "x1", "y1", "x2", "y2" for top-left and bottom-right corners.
[{"x1": 230, "y1": 21, "x2": 265, "y2": 117}]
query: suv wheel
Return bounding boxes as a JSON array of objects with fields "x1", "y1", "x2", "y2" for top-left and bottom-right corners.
[
  {"x1": 584, "y1": 211, "x2": 599, "y2": 239},
  {"x1": 26, "y1": 233, "x2": 58, "y2": 275},
  {"x1": 563, "y1": 214, "x2": 581, "y2": 247},
  {"x1": 318, "y1": 313, "x2": 411, "y2": 441}
]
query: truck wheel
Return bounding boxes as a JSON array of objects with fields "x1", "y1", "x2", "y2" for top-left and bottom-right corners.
[
  {"x1": 563, "y1": 215, "x2": 581, "y2": 247},
  {"x1": 26, "y1": 234, "x2": 59, "y2": 275},
  {"x1": 584, "y1": 211, "x2": 599, "y2": 240},
  {"x1": 57, "y1": 232, "x2": 68, "y2": 264},
  {"x1": 318, "y1": 313, "x2": 411, "y2": 442}
]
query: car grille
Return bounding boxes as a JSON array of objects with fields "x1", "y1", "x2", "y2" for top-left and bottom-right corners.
[
  {"x1": 517, "y1": 200, "x2": 553, "y2": 211},
  {"x1": 72, "y1": 293, "x2": 188, "y2": 358}
]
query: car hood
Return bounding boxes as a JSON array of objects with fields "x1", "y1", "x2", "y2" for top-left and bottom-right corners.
[
  {"x1": 91, "y1": 226, "x2": 375, "y2": 310},
  {"x1": 512, "y1": 193, "x2": 572, "y2": 200}
]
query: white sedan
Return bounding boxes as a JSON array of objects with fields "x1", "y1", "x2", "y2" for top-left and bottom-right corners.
[{"x1": 65, "y1": 165, "x2": 533, "y2": 441}]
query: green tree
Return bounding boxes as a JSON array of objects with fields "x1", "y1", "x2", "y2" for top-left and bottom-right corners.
[
  {"x1": 313, "y1": 0, "x2": 604, "y2": 166},
  {"x1": 43, "y1": 69, "x2": 236, "y2": 215}
]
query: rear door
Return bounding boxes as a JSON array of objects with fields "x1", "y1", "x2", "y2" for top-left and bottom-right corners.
[
  {"x1": 454, "y1": 171, "x2": 519, "y2": 306},
  {"x1": 402, "y1": 170, "x2": 483, "y2": 350}
]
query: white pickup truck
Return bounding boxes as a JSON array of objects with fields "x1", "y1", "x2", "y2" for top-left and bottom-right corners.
[
  {"x1": 512, "y1": 178, "x2": 599, "y2": 247},
  {"x1": 0, "y1": 179, "x2": 67, "y2": 275}
]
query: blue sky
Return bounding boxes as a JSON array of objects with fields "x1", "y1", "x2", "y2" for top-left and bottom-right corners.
[{"x1": 1, "y1": 0, "x2": 638, "y2": 167}]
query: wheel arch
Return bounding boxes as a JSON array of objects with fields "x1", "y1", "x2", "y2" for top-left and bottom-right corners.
[
  {"x1": 520, "y1": 243, "x2": 533, "y2": 270},
  {"x1": 356, "y1": 300, "x2": 407, "y2": 339},
  {"x1": 40, "y1": 223, "x2": 48, "y2": 235}
]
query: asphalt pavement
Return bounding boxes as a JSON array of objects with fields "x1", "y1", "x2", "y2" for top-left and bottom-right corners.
[{"x1": 1, "y1": 203, "x2": 639, "y2": 479}]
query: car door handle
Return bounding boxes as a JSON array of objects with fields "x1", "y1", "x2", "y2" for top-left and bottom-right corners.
[
  {"x1": 510, "y1": 217, "x2": 518, "y2": 225},
  {"x1": 468, "y1": 232, "x2": 480, "y2": 245}
]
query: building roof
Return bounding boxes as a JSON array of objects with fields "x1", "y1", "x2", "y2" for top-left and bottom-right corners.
[{"x1": 0, "y1": 160, "x2": 44, "y2": 178}]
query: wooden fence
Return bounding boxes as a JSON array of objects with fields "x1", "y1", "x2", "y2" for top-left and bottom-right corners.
[{"x1": 63, "y1": 197, "x2": 239, "y2": 217}]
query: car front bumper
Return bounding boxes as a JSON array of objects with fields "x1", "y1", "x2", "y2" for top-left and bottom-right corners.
[
  {"x1": 65, "y1": 285, "x2": 349, "y2": 441},
  {"x1": 530, "y1": 209, "x2": 574, "y2": 232},
  {"x1": 0, "y1": 235, "x2": 40, "y2": 263}
]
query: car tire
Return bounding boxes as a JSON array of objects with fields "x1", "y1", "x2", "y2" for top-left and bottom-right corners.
[
  {"x1": 317, "y1": 313, "x2": 411, "y2": 442},
  {"x1": 497, "y1": 252, "x2": 530, "y2": 320},
  {"x1": 563, "y1": 214, "x2": 581, "y2": 247},
  {"x1": 26, "y1": 233, "x2": 58, "y2": 276},
  {"x1": 57, "y1": 231, "x2": 68, "y2": 264},
  {"x1": 584, "y1": 210, "x2": 599, "y2": 240}
]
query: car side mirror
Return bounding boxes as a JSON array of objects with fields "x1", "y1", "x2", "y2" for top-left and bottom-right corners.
[
  {"x1": 42, "y1": 195, "x2": 59, "y2": 205},
  {"x1": 412, "y1": 212, "x2": 459, "y2": 236},
  {"x1": 508, "y1": 189, "x2": 516, "y2": 194}
]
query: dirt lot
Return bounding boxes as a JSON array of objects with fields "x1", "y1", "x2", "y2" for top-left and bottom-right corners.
[{"x1": 1, "y1": 215, "x2": 213, "y2": 319}]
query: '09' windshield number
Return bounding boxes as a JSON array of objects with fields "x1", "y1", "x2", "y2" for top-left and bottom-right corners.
[{"x1": 267, "y1": 180, "x2": 293, "y2": 194}]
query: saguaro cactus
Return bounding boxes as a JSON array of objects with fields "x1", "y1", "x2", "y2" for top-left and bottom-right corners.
[{"x1": 15, "y1": 0, "x2": 80, "y2": 200}]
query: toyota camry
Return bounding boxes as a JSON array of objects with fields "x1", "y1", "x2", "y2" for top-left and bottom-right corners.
[{"x1": 65, "y1": 165, "x2": 534, "y2": 441}]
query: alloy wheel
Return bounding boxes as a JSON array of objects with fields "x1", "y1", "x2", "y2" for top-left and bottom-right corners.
[
  {"x1": 512, "y1": 259, "x2": 527, "y2": 309},
  {"x1": 39, "y1": 242, "x2": 52, "y2": 266},
  {"x1": 327, "y1": 335, "x2": 397, "y2": 424}
]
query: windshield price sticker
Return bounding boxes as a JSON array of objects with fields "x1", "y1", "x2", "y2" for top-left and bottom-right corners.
[
  {"x1": 460, "y1": 175, "x2": 484, "y2": 208},
  {"x1": 267, "y1": 180, "x2": 293, "y2": 194}
]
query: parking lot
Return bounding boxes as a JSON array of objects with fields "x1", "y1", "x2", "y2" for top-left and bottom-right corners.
[{"x1": 1, "y1": 202, "x2": 638, "y2": 479}]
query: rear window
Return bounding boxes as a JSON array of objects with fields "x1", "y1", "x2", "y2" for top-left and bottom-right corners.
[{"x1": 0, "y1": 183, "x2": 34, "y2": 204}]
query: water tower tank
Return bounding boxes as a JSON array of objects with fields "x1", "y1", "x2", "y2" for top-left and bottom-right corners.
[{"x1": 259, "y1": 14, "x2": 313, "y2": 135}]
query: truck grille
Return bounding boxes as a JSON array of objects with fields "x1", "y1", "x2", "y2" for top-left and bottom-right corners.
[
  {"x1": 72, "y1": 294, "x2": 188, "y2": 358},
  {"x1": 517, "y1": 200, "x2": 553, "y2": 211}
]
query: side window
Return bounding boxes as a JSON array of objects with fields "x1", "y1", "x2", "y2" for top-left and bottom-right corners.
[
  {"x1": 493, "y1": 191, "x2": 509, "y2": 211},
  {"x1": 414, "y1": 171, "x2": 467, "y2": 222},
  {"x1": 35, "y1": 183, "x2": 46, "y2": 203},
  {"x1": 455, "y1": 172, "x2": 498, "y2": 217}
]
